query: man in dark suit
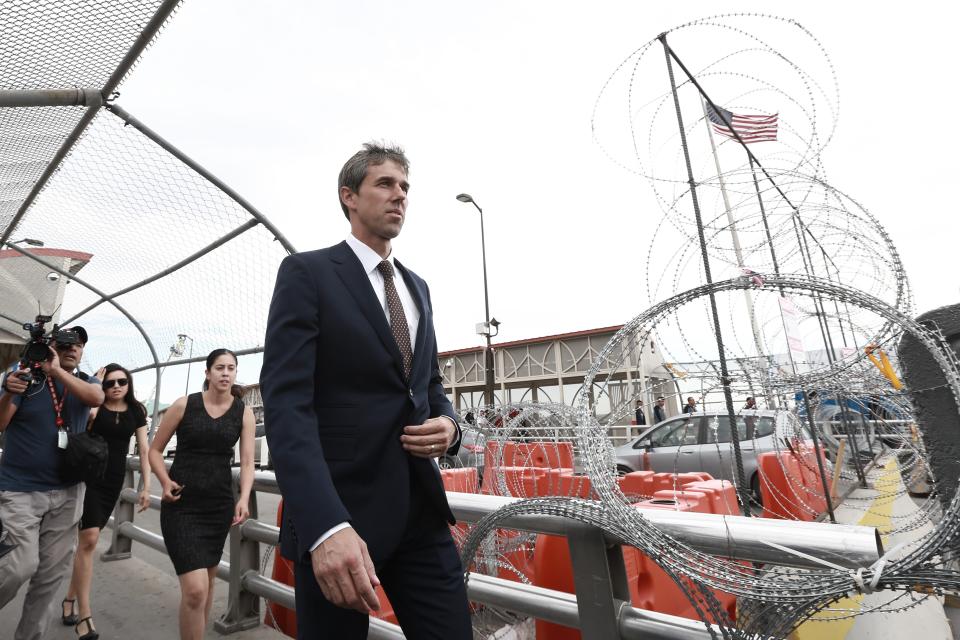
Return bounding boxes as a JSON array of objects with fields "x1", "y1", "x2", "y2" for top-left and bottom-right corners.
[{"x1": 261, "y1": 142, "x2": 472, "y2": 639}]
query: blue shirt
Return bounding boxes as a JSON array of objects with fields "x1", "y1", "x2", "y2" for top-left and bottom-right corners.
[{"x1": 0, "y1": 372, "x2": 99, "y2": 491}]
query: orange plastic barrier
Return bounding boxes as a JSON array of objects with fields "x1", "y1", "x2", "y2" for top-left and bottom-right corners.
[
  {"x1": 649, "y1": 472, "x2": 712, "y2": 494},
  {"x1": 793, "y1": 443, "x2": 828, "y2": 516},
  {"x1": 482, "y1": 466, "x2": 549, "y2": 497},
  {"x1": 650, "y1": 489, "x2": 709, "y2": 512},
  {"x1": 758, "y1": 450, "x2": 825, "y2": 521},
  {"x1": 682, "y1": 479, "x2": 738, "y2": 515},
  {"x1": 268, "y1": 501, "x2": 297, "y2": 638},
  {"x1": 483, "y1": 440, "x2": 575, "y2": 472},
  {"x1": 510, "y1": 441, "x2": 575, "y2": 469},
  {"x1": 555, "y1": 469, "x2": 593, "y2": 498},
  {"x1": 372, "y1": 586, "x2": 399, "y2": 626},
  {"x1": 617, "y1": 470, "x2": 655, "y2": 498},
  {"x1": 533, "y1": 495, "x2": 735, "y2": 640},
  {"x1": 440, "y1": 467, "x2": 480, "y2": 494}
]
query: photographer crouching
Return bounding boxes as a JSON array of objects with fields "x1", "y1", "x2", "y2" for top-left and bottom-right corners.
[{"x1": 0, "y1": 326, "x2": 103, "y2": 640}]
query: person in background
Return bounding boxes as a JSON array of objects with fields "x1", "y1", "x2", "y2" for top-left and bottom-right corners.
[
  {"x1": 0, "y1": 327, "x2": 102, "y2": 640},
  {"x1": 148, "y1": 349, "x2": 255, "y2": 640},
  {"x1": 653, "y1": 396, "x2": 667, "y2": 423},
  {"x1": 63, "y1": 363, "x2": 151, "y2": 639},
  {"x1": 743, "y1": 397, "x2": 757, "y2": 410},
  {"x1": 634, "y1": 399, "x2": 646, "y2": 426},
  {"x1": 682, "y1": 397, "x2": 698, "y2": 414}
]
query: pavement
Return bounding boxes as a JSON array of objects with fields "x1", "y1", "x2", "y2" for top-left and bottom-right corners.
[
  {"x1": 791, "y1": 455, "x2": 953, "y2": 640},
  {"x1": 0, "y1": 474, "x2": 288, "y2": 639}
]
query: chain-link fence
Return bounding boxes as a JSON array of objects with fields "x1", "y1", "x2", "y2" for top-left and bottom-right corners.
[{"x1": 0, "y1": 0, "x2": 292, "y2": 422}]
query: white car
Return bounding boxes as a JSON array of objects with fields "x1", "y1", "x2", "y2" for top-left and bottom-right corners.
[{"x1": 613, "y1": 410, "x2": 809, "y2": 501}]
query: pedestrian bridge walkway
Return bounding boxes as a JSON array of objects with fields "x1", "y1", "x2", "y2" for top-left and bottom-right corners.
[
  {"x1": 0, "y1": 531, "x2": 286, "y2": 640},
  {"x1": 0, "y1": 457, "x2": 942, "y2": 640}
]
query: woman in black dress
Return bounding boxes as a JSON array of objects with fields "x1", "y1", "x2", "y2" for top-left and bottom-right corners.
[
  {"x1": 149, "y1": 348, "x2": 255, "y2": 640},
  {"x1": 63, "y1": 363, "x2": 151, "y2": 640}
]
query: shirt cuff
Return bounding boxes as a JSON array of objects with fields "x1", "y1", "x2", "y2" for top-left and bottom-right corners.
[
  {"x1": 309, "y1": 522, "x2": 351, "y2": 552},
  {"x1": 439, "y1": 414, "x2": 460, "y2": 449}
]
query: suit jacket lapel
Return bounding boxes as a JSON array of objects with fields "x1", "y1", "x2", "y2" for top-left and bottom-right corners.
[
  {"x1": 395, "y1": 259, "x2": 428, "y2": 374},
  {"x1": 330, "y1": 241, "x2": 405, "y2": 379}
]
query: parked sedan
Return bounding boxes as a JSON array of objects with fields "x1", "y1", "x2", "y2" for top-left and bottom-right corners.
[
  {"x1": 613, "y1": 410, "x2": 808, "y2": 499},
  {"x1": 438, "y1": 427, "x2": 486, "y2": 476}
]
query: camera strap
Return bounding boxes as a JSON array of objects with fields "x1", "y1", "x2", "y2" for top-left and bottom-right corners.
[{"x1": 45, "y1": 375, "x2": 67, "y2": 429}]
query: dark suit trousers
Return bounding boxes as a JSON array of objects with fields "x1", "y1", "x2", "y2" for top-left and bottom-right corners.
[{"x1": 293, "y1": 486, "x2": 472, "y2": 640}]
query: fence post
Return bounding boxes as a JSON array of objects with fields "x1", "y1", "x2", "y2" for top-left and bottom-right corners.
[
  {"x1": 214, "y1": 488, "x2": 261, "y2": 633},
  {"x1": 102, "y1": 464, "x2": 135, "y2": 561},
  {"x1": 566, "y1": 521, "x2": 630, "y2": 639}
]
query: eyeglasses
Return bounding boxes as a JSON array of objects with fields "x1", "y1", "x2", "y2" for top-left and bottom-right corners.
[{"x1": 103, "y1": 378, "x2": 129, "y2": 390}]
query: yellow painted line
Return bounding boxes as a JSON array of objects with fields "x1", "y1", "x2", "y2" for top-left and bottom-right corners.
[{"x1": 790, "y1": 459, "x2": 898, "y2": 640}]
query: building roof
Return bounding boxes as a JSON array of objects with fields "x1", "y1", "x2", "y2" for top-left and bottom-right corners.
[{"x1": 439, "y1": 325, "x2": 625, "y2": 357}]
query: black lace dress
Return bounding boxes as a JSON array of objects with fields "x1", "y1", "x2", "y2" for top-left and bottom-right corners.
[
  {"x1": 160, "y1": 393, "x2": 243, "y2": 575},
  {"x1": 80, "y1": 405, "x2": 146, "y2": 530}
]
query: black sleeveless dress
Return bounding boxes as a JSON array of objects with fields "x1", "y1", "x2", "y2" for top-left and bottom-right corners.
[
  {"x1": 160, "y1": 393, "x2": 243, "y2": 575},
  {"x1": 81, "y1": 405, "x2": 146, "y2": 530}
]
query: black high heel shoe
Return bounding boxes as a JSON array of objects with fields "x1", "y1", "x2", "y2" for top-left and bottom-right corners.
[
  {"x1": 76, "y1": 617, "x2": 99, "y2": 640},
  {"x1": 61, "y1": 598, "x2": 79, "y2": 626}
]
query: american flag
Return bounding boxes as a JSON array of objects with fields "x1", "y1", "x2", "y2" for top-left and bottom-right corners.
[{"x1": 705, "y1": 102, "x2": 778, "y2": 144}]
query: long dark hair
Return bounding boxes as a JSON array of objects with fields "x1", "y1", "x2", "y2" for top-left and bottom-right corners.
[
  {"x1": 101, "y1": 362, "x2": 147, "y2": 423},
  {"x1": 202, "y1": 348, "x2": 243, "y2": 399}
]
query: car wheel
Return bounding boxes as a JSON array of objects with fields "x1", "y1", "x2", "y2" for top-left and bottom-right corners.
[
  {"x1": 616, "y1": 464, "x2": 633, "y2": 477},
  {"x1": 438, "y1": 456, "x2": 456, "y2": 470}
]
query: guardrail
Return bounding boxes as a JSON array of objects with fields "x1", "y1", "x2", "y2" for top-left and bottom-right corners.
[{"x1": 106, "y1": 457, "x2": 882, "y2": 639}]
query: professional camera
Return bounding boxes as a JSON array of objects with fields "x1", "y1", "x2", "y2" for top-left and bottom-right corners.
[{"x1": 18, "y1": 315, "x2": 82, "y2": 377}]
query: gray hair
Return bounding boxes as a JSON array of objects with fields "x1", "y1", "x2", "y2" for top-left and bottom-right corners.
[{"x1": 338, "y1": 141, "x2": 410, "y2": 219}]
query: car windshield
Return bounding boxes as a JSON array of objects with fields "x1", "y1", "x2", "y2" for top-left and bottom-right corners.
[
  {"x1": 704, "y1": 415, "x2": 775, "y2": 443},
  {"x1": 647, "y1": 417, "x2": 699, "y2": 447}
]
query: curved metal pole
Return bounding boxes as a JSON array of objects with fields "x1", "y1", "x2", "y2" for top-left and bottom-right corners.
[
  {"x1": 0, "y1": 0, "x2": 183, "y2": 248},
  {"x1": 127, "y1": 346, "x2": 264, "y2": 374},
  {"x1": 105, "y1": 104, "x2": 297, "y2": 255},
  {"x1": 3, "y1": 244, "x2": 163, "y2": 432},
  {"x1": 59, "y1": 218, "x2": 259, "y2": 326}
]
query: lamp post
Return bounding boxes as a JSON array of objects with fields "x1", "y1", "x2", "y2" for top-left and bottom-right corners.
[
  {"x1": 10, "y1": 238, "x2": 44, "y2": 247},
  {"x1": 456, "y1": 193, "x2": 499, "y2": 407},
  {"x1": 178, "y1": 334, "x2": 195, "y2": 395}
]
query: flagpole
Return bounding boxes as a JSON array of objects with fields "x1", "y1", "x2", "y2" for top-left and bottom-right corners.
[
  {"x1": 659, "y1": 33, "x2": 752, "y2": 516},
  {"x1": 701, "y1": 99, "x2": 775, "y2": 409}
]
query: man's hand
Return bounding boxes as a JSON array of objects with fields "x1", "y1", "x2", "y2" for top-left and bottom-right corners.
[
  {"x1": 310, "y1": 528, "x2": 381, "y2": 613},
  {"x1": 2, "y1": 370, "x2": 30, "y2": 396},
  {"x1": 401, "y1": 416, "x2": 457, "y2": 459},
  {"x1": 40, "y1": 346, "x2": 61, "y2": 374}
]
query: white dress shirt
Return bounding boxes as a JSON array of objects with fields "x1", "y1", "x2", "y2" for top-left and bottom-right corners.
[{"x1": 345, "y1": 233, "x2": 420, "y2": 350}]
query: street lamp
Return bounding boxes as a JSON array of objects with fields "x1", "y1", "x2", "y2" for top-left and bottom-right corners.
[
  {"x1": 178, "y1": 334, "x2": 195, "y2": 395},
  {"x1": 456, "y1": 193, "x2": 499, "y2": 407},
  {"x1": 9, "y1": 238, "x2": 44, "y2": 247}
]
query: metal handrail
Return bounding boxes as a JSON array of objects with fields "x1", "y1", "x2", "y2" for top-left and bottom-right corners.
[{"x1": 111, "y1": 457, "x2": 880, "y2": 639}]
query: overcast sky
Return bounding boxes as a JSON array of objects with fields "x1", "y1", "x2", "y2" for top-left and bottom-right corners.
[{"x1": 111, "y1": 1, "x2": 957, "y2": 398}]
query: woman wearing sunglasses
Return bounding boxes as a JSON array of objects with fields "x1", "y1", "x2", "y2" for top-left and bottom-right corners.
[{"x1": 62, "y1": 363, "x2": 150, "y2": 640}]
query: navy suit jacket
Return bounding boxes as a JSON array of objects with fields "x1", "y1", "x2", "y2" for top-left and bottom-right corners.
[{"x1": 260, "y1": 241, "x2": 459, "y2": 564}]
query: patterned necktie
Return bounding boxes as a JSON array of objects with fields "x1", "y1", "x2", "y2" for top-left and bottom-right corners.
[{"x1": 377, "y1": 260, "x2": 413, "y2": 380}]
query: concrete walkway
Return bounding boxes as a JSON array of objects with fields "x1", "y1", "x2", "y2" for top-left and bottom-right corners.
[
  {"x1": 792, "y1": 455, "x2": 953, "y2": 640},
  {"x1": 0, "y1": 531, "x2": 288, "y2": 639}
]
